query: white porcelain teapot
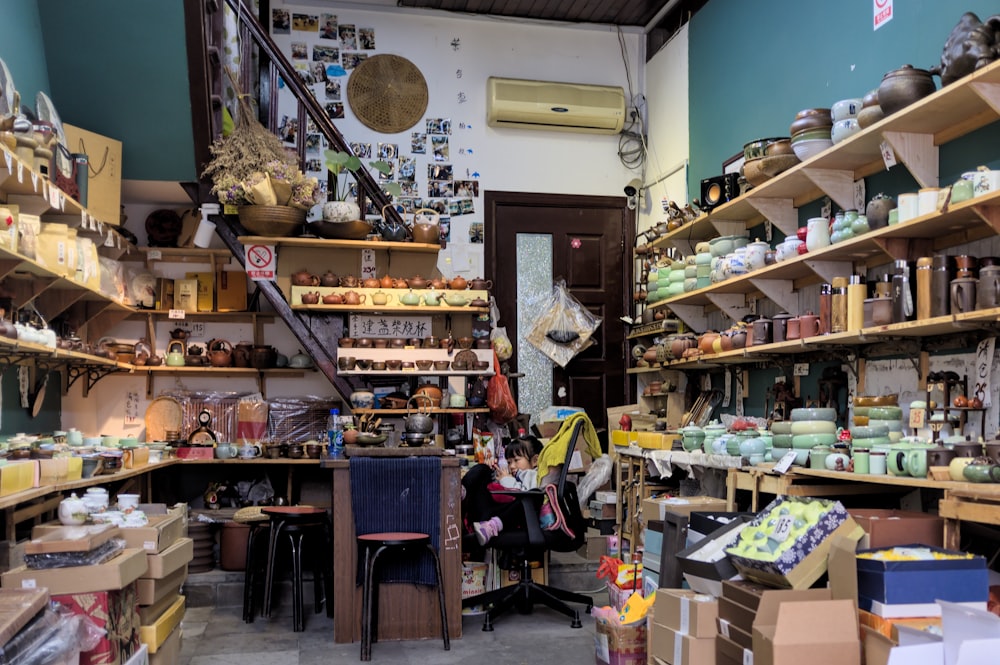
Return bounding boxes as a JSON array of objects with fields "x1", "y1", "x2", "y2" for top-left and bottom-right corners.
[{"x1": 58, "y1": 493, "x2": 88, "y2": 525}]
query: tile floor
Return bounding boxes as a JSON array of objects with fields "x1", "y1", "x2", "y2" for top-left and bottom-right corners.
[{"x1": 180, "y1": 597, "x2": 604, "y2": 665}]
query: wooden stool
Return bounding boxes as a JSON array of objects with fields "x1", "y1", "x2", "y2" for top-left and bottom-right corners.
[
  {"x1": 357, "y1": 531, "x2": 449, "y2": 661},
  {"x1": 261, "y1": 506, "x2": 332, "y2": 632}
]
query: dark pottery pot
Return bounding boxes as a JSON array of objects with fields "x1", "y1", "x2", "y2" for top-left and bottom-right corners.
[{"x1": 878, "y1": 65, "x2": 936, "y2": 116}]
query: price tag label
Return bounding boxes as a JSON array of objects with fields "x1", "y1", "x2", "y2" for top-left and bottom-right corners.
[
  {"x1": 773, "y1": 450, "x2": 798, "y2": 474},
  {"x1": 793, "y1": 363, "x2": 809, "y2": 376},
  {"x1": 718, "y1": 618, "x2": 731, "y2": 638},
  {"x1": 147, "y1": 249, "x2": 162, "y2": 261},
  {"x1": 772, "y1": 515, "x2": 795, "y2": 542},
  {"x1": 360, "y1": 249, "x2": 377, "y2": 280},
  {"x1": 20, "y1": 579, "x2": 36, "y2": 589},
  {"x1": 168, "y1": 309, "x2": 186, "y2": 320},
  {"x1": 854, "y1": 179, "x2": 866, "y2": 212},
  {"x1": 880, "y1": 140, "x2": 897, "y2": 169},
  {"x1": 909, "y1": 407, "x2": 926, "y2": 429},
  {"x1": 743, "y1": 648, "x2": 754, "y2": 665}
]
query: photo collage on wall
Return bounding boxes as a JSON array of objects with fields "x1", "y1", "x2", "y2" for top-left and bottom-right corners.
[{"x1": 271, "y1": 6, "x2": 481, "y2": 243}]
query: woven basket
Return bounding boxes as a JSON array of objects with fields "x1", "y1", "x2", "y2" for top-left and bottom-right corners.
[{"x1": 237, "y1": 205, "x2": 306, "y2": 237}]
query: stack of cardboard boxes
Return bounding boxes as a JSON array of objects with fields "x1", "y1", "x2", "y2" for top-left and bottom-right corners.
[{"x1": 1, "y1": 505, "x2": 193, "y2": 665}]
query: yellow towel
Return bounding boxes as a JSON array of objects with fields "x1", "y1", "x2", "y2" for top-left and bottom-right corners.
[{"x1": 537, "y1": 412, "x2": 603, "y2": 482}]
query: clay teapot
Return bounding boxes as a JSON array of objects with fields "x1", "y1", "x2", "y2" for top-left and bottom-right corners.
[
  {"x1": 322, "y1": 293, "x2": 343, "y2": 305},
  {"x1": 411, "y1": 219, "x2": 439, "y2": 245},
  {"x1": 339, "y1": 274, "x2": 358, "y2": 288},
  {"x1": 207, "y1": 339, "x2": 233, "y2": 367},
  {"x1": 169, "y1": 328, "x2": 190, "y2": 341},
  {"x1": 449, "y1": 276, "x2": 468, "y2": 290},
  {"x1": 429, "y1": 277, "x2": 448, "y2": 290},
  {"x1": 469, "y1": 277, "x2": 493, "y2": 291},
  {"x1": 407, "y1": 275, "x2": 429, "y2": 289},
  {"x1": 392, "y1": 277, "x2": 408, "y2": 289},
  {"x1": 233, "y1": 342, "x2": 253, "y2": 368},
  {"x1": 878, "y1": 65, "x2": 936, "y2": 116},
  {"x1": 469, "y1": 297, "x2": 488, "y2": 308},
  {"x1": 251, "y1": 345, "x2": 277, "y2": 369},
  {"x1": 379, "y1": 274, "x2": 395, "y2": 289},
  {"x1": 291, "y1": 269, "x2": 320, "y2": 287},
  {"x1": 320, "y1": 270, "x2": 339, "y2": 287},
  {"x1": 362, "y1": 276, "x2": 380, "y2": 289},
  {"x1": 342, "y1": 290, "x2": 367, "y2": 306},
  {"x1": 300, "y1": 291, "x2": 321, "y2": 305}
]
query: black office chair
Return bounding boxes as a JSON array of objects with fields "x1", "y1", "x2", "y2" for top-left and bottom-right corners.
[{"x1": 462, "y1": 419, "x2": 595, "y2": 631}]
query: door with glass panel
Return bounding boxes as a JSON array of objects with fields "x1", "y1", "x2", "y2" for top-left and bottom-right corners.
[{"x1": 486, "y1": 191, "x2": 632, "y2": 442}]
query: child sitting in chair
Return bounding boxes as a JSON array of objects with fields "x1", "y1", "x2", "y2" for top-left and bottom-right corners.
[{"x1": 462, "y1": 436, "x2": 543, "y2": 546}]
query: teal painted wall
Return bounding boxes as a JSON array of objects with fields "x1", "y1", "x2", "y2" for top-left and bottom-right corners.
[
  {"x1": 688, "y1": 1, "x2": 1000, "y2": 195},
  {"x1": 0, "y1": 0, "x2": 50, "y2": 107},
  {"x1": 38, "y1": 0, "x2": 196, "y2": 182}
]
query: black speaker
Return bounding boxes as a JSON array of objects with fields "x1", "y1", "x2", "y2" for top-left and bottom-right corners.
[{"x1": 700, "y1": 173, "x2": 739, "y2": 212}]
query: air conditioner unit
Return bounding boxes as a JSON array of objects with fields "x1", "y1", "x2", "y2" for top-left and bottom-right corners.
[{"x1": 486, "y1": 77, "x2": 626, "y2": 135}]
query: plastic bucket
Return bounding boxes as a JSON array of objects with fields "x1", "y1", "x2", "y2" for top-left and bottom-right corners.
[{"x1": 461, "y1": 561, "x2": 488, "y2": 599}]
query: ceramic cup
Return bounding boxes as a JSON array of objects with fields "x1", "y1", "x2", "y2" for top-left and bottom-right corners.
[
  {"x1": 869, "y1": 451, "x2": 887, "y2": 475},
  {"x1": 853, "y1": 449, "x2": 870, "y2": 474},
  {"x1": 917, "y1": 187, "x2": 940, "y2": 216},
  {"x1": 897, "y1": 193, "x2": 919, "y2": 222},
  {"x1": 117, "y1": 493, "x2": 140, "y2": 512}
]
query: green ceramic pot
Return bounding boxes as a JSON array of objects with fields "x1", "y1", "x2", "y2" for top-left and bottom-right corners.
[
  {"x1": 963, "y1": 463, "x2": 1000, "y2": 483},
  {"x1": 869, "y1": 406, "x2": 903, "y2": 420},
  {"x1": 792, "y1": 433, "x2": 838, "y2": 449},
  {"x1": 770, "y1": 421, "x2": 793, "y2": 435},
  {"x1": 790, "y1": 420, "x2": 838, "y2": 435},
  {"x1": 850, "y1": 425, "x2": 889, "y2": 439}
]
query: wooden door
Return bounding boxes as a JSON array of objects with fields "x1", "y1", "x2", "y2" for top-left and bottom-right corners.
[{"x1": 486, "y1": 191, "x2": 633, "y2": 441}]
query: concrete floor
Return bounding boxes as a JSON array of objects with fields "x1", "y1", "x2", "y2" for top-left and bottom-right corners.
[{"x1": 180, "y1": 596, "x2": 603, "y2": 664}]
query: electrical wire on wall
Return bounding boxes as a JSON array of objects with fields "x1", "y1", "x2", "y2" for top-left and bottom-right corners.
[{"x1": 616, "y1": 27, "x2": 647, "y2": 174}]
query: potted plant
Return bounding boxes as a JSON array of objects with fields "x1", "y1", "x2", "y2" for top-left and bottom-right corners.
[{"x1": 323, "y1": 149, "x2": 402, "y2": 223}]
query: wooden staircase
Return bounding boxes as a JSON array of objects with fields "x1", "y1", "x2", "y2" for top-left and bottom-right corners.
[{"x1": 183, "y1": 0, "x2": 408, "y2": 401}]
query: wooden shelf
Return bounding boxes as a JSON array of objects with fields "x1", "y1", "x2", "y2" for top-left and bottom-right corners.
[
  {"x1": 140, "y1": 366, "x2": 307, "y2": 376},
  {"x1": 292, "y1": 303, "x2": 490, "y2": 314},
  {"x1": 351, "y1": 407, "x2": 490, "y2": 415},
  {"x1": 338, "y1": 369, "x2": 494, "y2": 377},
  {"x1": 238, "y1": 235, "x2": 441, "y2": 253},
  {"x1": 129, "y1": 310, "x2": 274, "y2": 322},
  {"x1": 130, "y1": 247, "x2": 236, "y2": 264},
  {"x1": 645, "y1": 58, "x2": 1000, "y2": 253}
]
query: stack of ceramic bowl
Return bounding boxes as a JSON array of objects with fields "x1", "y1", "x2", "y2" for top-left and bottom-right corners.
[
  {"x1": 849, "y1": 423, "x2": 891, "y2": 456},
  {"x1": 830, "y1": 98, "x2": 863, "y2": 145},
  {"x1": 683, "y1": 255, "x2": 698, "y2": 292},
  {"x1": 667, "y1": 265, "x2": 686, "y2": 297},
  {"x1": 857, "y1": 89, "x2": 884, "y2": 128},
  {"x1": 853, "y1": 395, "x2": 902, "y2": 441},
  {"x1": 694, "y1": 242, "x2": 713, "y2": 289},
  {"x1": 709, "y1": 234, "x2": 749, "y2": 261},
  {"x1": 789, "y1": 108, "x2": 833, "y2": 161},
  {"x1": 789, "y1": 407, "x2": 839, "y2": 468},
  {"x1": 742, "y1": 137, "x2": 800, "y2": 188},
  {"x1": 769, "y1": 420, "x2": 803, "y2": 464}
]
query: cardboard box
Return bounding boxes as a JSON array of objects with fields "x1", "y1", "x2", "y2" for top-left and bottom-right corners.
[
  {"x1": 717, "y1": 614, "x2": 753, "y2": 649},
  {"x1": 63, "y1": 123, "x2": 123, "y2": 227},
  {"x1": 856, "y1": 545, "x2": 988, "y2": 609},
  {"x1": 136, "y1": 564, "x2": 187, "y2": 606},
  {"x1": 579, "y1": 533, "x2": 609, "y2": 560},
  {"x1": 175, "y1": 446, "x2": 213, "y2": 460},
  {"x1": 676, "y1": 517, "x2": 752, "y2": 597},
  {"x1": 117, "y1": 514, "x2": 184, "y2": 554},
  {"x1": 148, "y1": 625, "x2": 180, "y2": 665},
  {"x1": 654, "y1": 588, "x2": 718, "y2": 637},
  {"x1": 718, "y1": 596, "x2": 757, "y2": 637},
  {"x1": 138, "y1": 588, "x2": 182, "y2": 624},
  {"x1": 648, "y1": 622, "x2": 716, "y2": 665},
  {"x1": 727, "y1": 497, "x2": 864, "y2": 589},
  {"x1": 752, "y1": 592, "x2": 860, "y2": 665},
  {"x1": 184, "y1": 272, "x2": 214, "y2": 311},
  {"x1": 716, "y1": 632, "x2": 750, "y2": 665},
  {"x1": 36, "y1": 457, "x2": 83, "y2": 485},
  {"x1": 687, "y1": 512, "x2": 755, "y2": 544},
  {"x1": 144, "y1": 538, "x2": 193, "y2": 580},
  {"x1": 0, "y1": 461, "x2": 36, "y2": 497},
  {"x1": 173, "y1": 278, "x2": 198, "y2": 313},
  {"x1": 858, "y1": 609, "x2": 941, "y2": 641},
  {"x1": 157, "y1": 278, "x2": 174, "y2": 311},
  {"x1": 642, "y1": 496, "x2": 727, "y2": 522},
  {"x1": 2, "y1": 548, "x2": 147, "y2": 595},
  {"x1": 52, "y1": 582, "x2": 140, "y2": 665},
  {"x1": 139, "y1": 595, "x2": 184, "y2": 654},
  {"x1": 721, "y1": 585, "x2": 831, "y2": 635},
  {"x1": 590, "y1": 500, "x2": 616, "y2": 519},
  {"x1": 849, "y1": 509, "x2": 943, "y2": 549},
  {"x1": 595, "y1": 618, "x2": 646, "y2": 665},
  {"x1": 216, "y1": 269, "x2": 247, "y2": 311}
]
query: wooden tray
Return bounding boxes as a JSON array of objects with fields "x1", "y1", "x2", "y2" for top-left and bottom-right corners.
[
  {"x1": 0, "y1": 588, "x2": 49, "y2": 647},
  {"x1": 24, "y1": 523, "x2": 119, "y2": 555},
  {"x1": 145, "y1": 396, "x2": 183, "y2": 441}
]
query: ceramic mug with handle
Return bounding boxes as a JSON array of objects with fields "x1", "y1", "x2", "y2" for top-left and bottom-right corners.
[{"x1": 239, "y1": 443, "x2": 262, "y2": 459}]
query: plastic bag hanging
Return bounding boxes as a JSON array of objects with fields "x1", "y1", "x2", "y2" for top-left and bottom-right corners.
[{"x1": 525, "y1": 278, "x2": 602, "y2": 367}]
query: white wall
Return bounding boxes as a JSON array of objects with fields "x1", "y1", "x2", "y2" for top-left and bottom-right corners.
[
  {"x1": 63, "y1": 4, "x2": 646, "y2": 438},
  {"x1": 637, "y1": 25, "x2": 689, "y2": 235}
]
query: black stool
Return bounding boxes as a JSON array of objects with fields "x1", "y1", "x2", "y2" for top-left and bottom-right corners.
[
  {"x1": 261, "y1": 506, "x2": 333, "y2": 631},
  {"x1": 357, "y1": 531, "x2": 449, "y2": 661},
  {"x1": 241, "y1": 518, "x2": 270, "y2": 623}
]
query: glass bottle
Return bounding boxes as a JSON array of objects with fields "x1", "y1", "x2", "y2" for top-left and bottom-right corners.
[{"x1": 328, "y1": 408, "x2": 344, "y2": 457}]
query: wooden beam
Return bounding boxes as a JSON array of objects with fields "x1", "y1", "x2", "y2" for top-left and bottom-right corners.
[
  {"x1": 882, "y1": 131, "x2": 938, "y2": 189},
  {"x1": 746, "y1": 198, "x2": 797, "y2": 237}
]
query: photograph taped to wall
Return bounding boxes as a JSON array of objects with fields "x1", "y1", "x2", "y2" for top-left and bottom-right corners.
[
  {"x1": 292, "y1": 13, "x2": 318, "y2": 32},
  {"x1": 305, "y1": 158, "x2": 322, "y2": 173},
  {"x1": 313, "y1": 44, "x2": 339, "y2": 62},
  {"x1": 428, "y1": 180, "x2": 453, "y2": 198},
  {"x1": 455, "y1": 180, "x2": 478, "y2": 197},
  {"x1": 431, "y1": 136, "x2": 449, "y2": 161},
  {"x1": 426, "y1": 118, "x2": 452, "y2": 134},
  {"x1": 325, "y1": 102, "x2": 344, "y2": 119},
  {"x1": 378, "y1": 143, "x2": 398, "y2": 160},
  {"x1": 310, "y1": 61, "x2": 328, "y2": 82},
  {"x1": 343, "y1": 52, "x2": 367, "y2": 70},
  {"x1": 440, "y1": 218, "x2": 451, "y2": 241},
  {"x1": 398, "y1": 157, "x2": 416, "y2": 181},
  {"x1": 469, "y1": 221, "x2": 484, "y2": 244},
  {"x1": 272, "y1": 9, "x2": 290, "y2": 33},
  {"x1": 359, "y1": 27, "x2": 376, "y2": 49},
  {"x1": 428, "y1": 163, "x2": 452, "y2": 180},
  {"x1": 295, "y1": 64, "x2": 317, "y2": 85},
  {"x1": 378, "y1": 161, "x2": 396, "y2": 180},
  {"x1": 400, "y1": 181, "x2": 418, "y2": 197},
  {"x1": 411, "y1": 132, "x2": 427, "y2": 154},
  {"x1": 291, "y1": 42, "x2": 308, "y2": 59},
  {"x1": 279, "y1": 116, "x2": 298, "y2": 143},
  {"x1": 426, "y1": 198, "x2": 447, "y2": 215},
  {"x1": 339, "y1": 24, "x2": 357, "y2": 49},
  {"x1": 448, "y1": 199, "x2": 461, "y2": 216},
  {"x1": 350, "y1": 142, "x2": 372, "y2": 159},
  {"x1": 325, "y1": 79, "x2": 341, "y2": 99},
  {"x1": 305, "y1": 133, "x2": 322, "y2": 152},
  {"x1": 320, "y1": 13, "x2": 337, "y2": 39}
]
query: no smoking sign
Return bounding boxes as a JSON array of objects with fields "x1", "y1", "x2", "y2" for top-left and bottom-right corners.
[{"x1": 245, "y1": 244, "x2": 276, "y2": 281}]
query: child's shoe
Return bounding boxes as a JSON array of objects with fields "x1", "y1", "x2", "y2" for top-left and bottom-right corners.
[{"x1": 473, "y1": 517, "x2": 503, "y2": 546}]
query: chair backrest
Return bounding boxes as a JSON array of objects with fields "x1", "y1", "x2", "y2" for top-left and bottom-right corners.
[{"x1": 546, "y1": 418, "x2": 588, "y2": 551}]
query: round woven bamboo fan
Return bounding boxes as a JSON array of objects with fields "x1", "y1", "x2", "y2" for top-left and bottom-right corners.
[{"x1": 347, "y1": 54, "x2": 428, "y2": 133}]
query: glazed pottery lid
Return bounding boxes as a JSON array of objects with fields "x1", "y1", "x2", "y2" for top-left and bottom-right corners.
[{"x1": 772, "y1": 312, "x2": 793, "y2": 321}]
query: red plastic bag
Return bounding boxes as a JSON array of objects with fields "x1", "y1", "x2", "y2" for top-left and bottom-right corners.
[{"x1": 486, "y1": 353, "x2": 518, "y2": 424}]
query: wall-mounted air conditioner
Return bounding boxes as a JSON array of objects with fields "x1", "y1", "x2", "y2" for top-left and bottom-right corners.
[{"x1": 486, "y1": 77, "x2": 626, "y2": 135}]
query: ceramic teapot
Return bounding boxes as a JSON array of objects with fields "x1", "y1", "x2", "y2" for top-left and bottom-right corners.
[
  {"x1": 400, "y1": 290, "x2": 422, "y2": 306},
  {"x1": 339, "y1": 274, "x2": 359, "y2": 288},
  {"x1": 58, "y1": 493, "x2": 88, "y2": 526},
  {"x1": 379, "y1": 274, "x2": 395, "y2": 289},
  {"x1": 300, "y1": 291, "x2": 321, "y2": 305},
  {"x1": 207, "y1": 339, "x2": 233, "y2": 367},
  {"x1": 407, "y1": 275, "x2": 429, "y2": 289},
  {"x1": 320, "y1": 270, "x2": 339, "y2": 287},
  {"x1": 322, "y1": 293, "x2": 343, "y2": 305},
  {"x1": 445, "y1": 294, "x2": 469, "y2": 307},
  {"x1": 423, "y1": 290, "x2": 441, "y2": 306},
  {"x1": 371, "y1": 290, "x2": 394, "y2": 306},
  {"x1": 449, "y1": 276, "x2": 468, "y2": 290},
  {"x1": 233, "y1": 342, "x2": 253, "y2": 367},
  {"x1": 342, "y1": 291, "x2": 366, "y2": 306},
  {"x1": 380, "y1": 206, "x2": 409, "y2": 242},
  {"x1": 362, "y1": 276, "x2": 380, "y2": 289},
  {"x1": 165, "y1": 340, "x2": 186, "y2": 366},
  {"x1": 429, "y1": 277, "x2": 448, "y2": 290},
  {"x1": 239, "y1": 443, "x2": 262, "y2": 459},
  {"x1": 291, "y1": 269, "x2": 320, "y2": 287},
  {"x1": 469, "y1": 277, "x2": 493, "y2": 291}
]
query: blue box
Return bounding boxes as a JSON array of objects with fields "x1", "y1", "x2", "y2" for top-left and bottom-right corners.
[{"x1": 855, "y1": 545, "x2": 988, "y2": 606}]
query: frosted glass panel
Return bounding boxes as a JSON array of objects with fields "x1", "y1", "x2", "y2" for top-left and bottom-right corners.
[{"x1": 516, "y1": 234, "x2": 553, "y2": 419}]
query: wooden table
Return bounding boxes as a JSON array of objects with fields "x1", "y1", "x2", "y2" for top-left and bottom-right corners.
[
  {"x1": 724, "y1": 466, "x2": 923, "y2": 511},
  {"x1": 325, "y1": 455, "x2": 462, "y2": 644}
]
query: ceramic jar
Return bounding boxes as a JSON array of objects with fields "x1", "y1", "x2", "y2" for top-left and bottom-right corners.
[
  {"x1": 679, "y1": 425, "x2": 705, "y2": 452},
  {"x1": 806, "y1": 217, "x2": 830, "y2": 252},
  {"x1": 83, "y1": 487, "x2": 109, "y2": 514},
  {"x1": 878, "y1": 65, "x2": 936, "y2": 116},
  {"x1": 745, "y1": 239, "x2": 769, "y2": 271},
  {"x1": 866, "y1": 194, "x2": 895, "y2": 230},
  {"x1": 59, "y1": 493, "x2": 88, "y2": 525},
  {"x1": 977, "y1": 265, "x2": 1000, "y2": 309}
]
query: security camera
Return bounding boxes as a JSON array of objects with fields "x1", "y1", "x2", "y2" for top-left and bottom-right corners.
[{"x1": 624, "y1": 178, "x2": 642, "y2": 197}]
